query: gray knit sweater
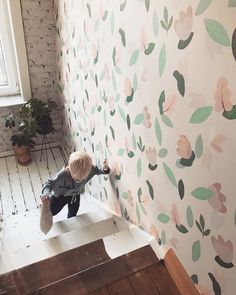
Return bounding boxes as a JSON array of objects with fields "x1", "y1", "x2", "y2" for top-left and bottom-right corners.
[{"x1": 42, "y1": 165, "x2": 110, "y2": 198}]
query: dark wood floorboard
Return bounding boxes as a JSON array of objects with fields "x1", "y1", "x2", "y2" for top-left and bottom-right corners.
[{"x1": 107, "y1": 277, "x2": 135, "y2": 295}]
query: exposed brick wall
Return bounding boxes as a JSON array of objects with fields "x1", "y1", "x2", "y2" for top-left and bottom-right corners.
[{"x1": 0, "y1": 0, "x2": 61, "y2": 153}]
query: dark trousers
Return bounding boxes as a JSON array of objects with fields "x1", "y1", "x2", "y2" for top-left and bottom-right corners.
[{"x1": 50, "y1": 195, "x2": 80, "y2": 218}]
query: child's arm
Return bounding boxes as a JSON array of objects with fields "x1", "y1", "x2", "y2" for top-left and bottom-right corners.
[
  {"x1": 92, "y1": 159, "x2": 110, "y2": 176},
  {"x1": 41, "y1": 179, "x2": 53, "y2": 204}
]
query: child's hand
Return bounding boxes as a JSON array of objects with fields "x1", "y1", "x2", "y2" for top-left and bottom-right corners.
[
  {"x1": 103, "y1": 159, "x2": 109, "y2": 172},
  {"x1": 41, "y1": 195, "x2": 50, "y2": 205}
]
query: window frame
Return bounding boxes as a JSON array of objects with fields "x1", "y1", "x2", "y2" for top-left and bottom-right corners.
[{"x1": 0, "y1": 0, "x2": 31, "y2": 101}]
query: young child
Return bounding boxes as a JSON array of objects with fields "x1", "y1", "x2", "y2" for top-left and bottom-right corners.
[{"x1": 41, "y1": 151, "x2": 110, "y2": 218}]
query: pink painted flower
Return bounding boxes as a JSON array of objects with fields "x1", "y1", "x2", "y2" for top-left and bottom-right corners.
[
  {"x1": 174, "y1": 6, "x2": 193, "y2": 40},
  {"x1": 208, "y1": 183, "x2": 227, "y2": 213},
  {"x1": 140, "y1": 26, "x2": 148, "y2": 51},
  {"x1": 104, "y1": 63, "x2": 110, "y2": 80},
  {"x1": 92, "y1": 43, "x2": 97, "y2": 59},
  {"x1": 214, "y1": 77, "x2": 233, "y2": 112},
  {"x1": 176, "y1": 135, "x2": 192, "y2": 159},
  {"x1": 124, "y1": 78, "x2": 132, "y2": 96},
  {"x1": 163, "y1": 95, "x2": 177, "y2": 116},
  {"x1": 146, "y1": 147, "x2": 157, "y2": 167},
  {"x1": 124, "y1": 136, "x2": 130, "y2": 153},
  {"x1": 112, "y1": 161, "x2": 121, "y2": 177},
  {"x1": 170, "y1": 203, "x2": 181, "y2": 226},
  {"x1": 149, "y1": 224, "x2": 159, "y2": 239},
  {"x1": 127, "y1": 190, "x2": 134, "y2": 207},
  {"x1": 211, "y1": 235, "x2": 234, "y2": 266},
  {"x1": 143, "y1": 106, "x2": 151, "y2": 128}
]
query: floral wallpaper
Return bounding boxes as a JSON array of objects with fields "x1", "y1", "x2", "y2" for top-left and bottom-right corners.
[{"x1": 55, "y1": 1, "x2": 236, "y2": 294}]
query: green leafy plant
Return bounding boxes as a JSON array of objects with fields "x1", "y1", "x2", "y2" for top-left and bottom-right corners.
[{"x1": 5, "y1": 99, "x2": 57, "y2": 147}]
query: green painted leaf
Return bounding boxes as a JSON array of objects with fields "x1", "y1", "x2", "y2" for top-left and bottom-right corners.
[
  {"x1": 232, "y1": 28, "x2": 236, "y2": 60},
  {"x1": 159, "y1": 44, "x2": 166, "y2": 77},
  {"x1": 118, "y1": 149, "x2": 125, "y2": 156},
  {"x1": 137, "y1": 158, "x2": 142, "y2": 177},
  {"x1": 134, "y1": 113, "x2": 144, "y2": 124},
  {"x1": 136, "y1": 203, "x2": 141, "y2": 224},
  {"x1": 112, "y1": 71, "x2": 116, "y2": 91},
  {"x1": 153, "y1": 11, "x2": 159, "y2": 37},
  {"x1": 205, "y1": 18, "x2": 230, "y2": 47},
  {"x1": 178, "y1": 179, "x2": 185, "y2": 199},
  {"x1": 140, "y1": 202, "x2": 147, "y2": 216},
  {"x1": 129, "y1": 49, "x2": 140, "y2": 65},
  {"x1": 94, "y1": 19, "x2": 100, "y2": 32},
  {"x1": 137, "y1": 187, "x2": 142, "y2": 201},
  {"x1": 158, "y1": 148, "x2": 168, "y2": 158},
  {"x1": 119, "y1": 28, "x2": 126, "y2": 47},
  {"x1": 115, "y1": 66, "x2": 122, "y2": 75},
  {"x1": 163, "y1": 162, "x2": 177, "y2": 188},
  {"x1": 178, "y1": 32, "x2": 194, "y2": 49},
  {"x1": 155, "y1": 118, "x2": 162, "y2": 146},
  {"x1": 100, "y1": 70, "x2": 105, "y2": 81},
  {"x1": 195, "y1": 134, "x2": 203, "y2": 158},
  {"x1": 146, "y1": 180, "x2": 154, "y2": 200},
  {"x1": 103, "y1": 110, "x2": 107, "y2": 125},
  {"x1": 118, "y1": 106, "x2": 126, "y2": 121},
  {"x1": 110, "y1": 126, "x2": 115, "y2": 140},
  {"x1": 229, "y1": 0, "x2": 236, "y2": 7},
  {"x1": 157, "y1": 213, "x2": 170, "y2": 224},
  {"x1": 126, "y1": 88, "x2": 134, "y2": 103},
  {"x1": 191, "y1": 187, "x2": 214, "y2": 200},
  {"x1": 132, "y1": 133, "x2": 137, "y2": 150},
  {"x1": 192, "y1": 240, "x2": 201, "y2": 262},
  {"x1": 111, "y1": 12, "x2": 115, "y2": 34},
  {"x1": 127, "y1": 114, "x2": 131, "y2": 130},
  {"x1": 176, "y1": 224, "x2": 189, "y2": 233},
  {"x1": 161, "y1": 231, "x2": 166, "y2": 245},
  {"x1": 190, "y1": 106, "x2": 213, "y2": 123},
  {"x1": 161, "y1": 114, "x2": 173, "y2": 128},
  {"x1": 145, "y1": 0, "x2": 150, "y2": 11},
  {"x1": 161, "y1": 20, "x2": 167, "y2": 31},
  {"x1": 195, "y1": 0, "x2": 212, "y2": 15},
  {"x1": 186, "y1": 206, "x2": 194, "y2": 228},
  {"x1": 133, "y1": 74, "x2": 138, "y2": 92},
  {"x1": 145, "y1": 42, "x2": 155, "y2": 55},
  {"x1": 121, "y1": 192, "x2": 129, "y2": 199},
  {"x1": 102, "y1": 11, "x2": 108, "y2": 21},
  {"x1": 173, "y1": 71, "x2": 185, "y2": 97},
  {"x1": 158, "y1": 90, "x2": 165, "y2": 115},
  {"x1": 208, "y1": 273, "x2": 221, "y2": 295}
]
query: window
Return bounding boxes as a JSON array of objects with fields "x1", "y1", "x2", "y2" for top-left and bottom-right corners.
[
  {"x1": 0, "y1": 0, "x2": 19, "y2": 95},
  {"x1": 0, "y1": 0, "x2": 31, "y2": 101}
]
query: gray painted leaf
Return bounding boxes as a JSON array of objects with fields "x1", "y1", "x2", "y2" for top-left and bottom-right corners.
[
  {"x1": 229, "y1": 0, "x2": 236, "y2": 6},
  {"x1": 145, "y1": 43, "x2": 155, "y2": 55},
  {"x1": 158, "y1": 90, "x2": 165, "y2": 115},
  {"x1": 137, "y1": 158, "x2": 142, "y2": 177},
  {"x1": 176, "y1": 224, "x2": 189, "y2": 233},
  {"x1": 173, "y1": 71, "x2": 185, "y2": 97},
  {"x1": 146, "y1": 180, "x2": 154, "y2": 200},
  {"x1": 119, "y1": 28, "x2": 126, "y2": 47},
  {"x1": 161, "y1": 114, "x2": 173, "y2": 128},
  {"x1": 232, "y1": 28, "x2": 236, "y2": 61},
  {"x1": 208, "y1": 273, "x2": 221, "y2": 295},
  {"x1": 145, "y1": 0, "x2": 150, "y2": 11}
]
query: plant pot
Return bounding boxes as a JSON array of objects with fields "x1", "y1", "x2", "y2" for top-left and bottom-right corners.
[{"x1": 13, "y1": 145, "x2": 32, "y2": 166}]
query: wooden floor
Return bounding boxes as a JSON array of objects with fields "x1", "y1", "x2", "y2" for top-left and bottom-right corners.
[{"x1": 0, "y1": 146, "x2": 67, "y2": 218}]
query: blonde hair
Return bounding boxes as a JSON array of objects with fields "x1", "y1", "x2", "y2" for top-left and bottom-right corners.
[{"x1": 68, "y1": 151, "x2": 92, "y2": 180}]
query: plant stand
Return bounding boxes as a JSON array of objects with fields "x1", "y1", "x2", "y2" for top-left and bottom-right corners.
[{"x1": 39, "y1": 134, "x2": 53, "y2": 168}]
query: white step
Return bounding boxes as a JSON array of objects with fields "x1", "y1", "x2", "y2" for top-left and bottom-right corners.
[
  {"x1": 0, "y1": 217, "x2": 122, "y2": 273},
  {"x1": 2, "y1": 209, "x2": 113, "y2": 252}
]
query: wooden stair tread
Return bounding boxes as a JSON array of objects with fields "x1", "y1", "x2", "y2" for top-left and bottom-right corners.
[
  {"x1": 29, "y1": 245, "x2": 159, "y2": 295},
  {"x1": 0, "y1": 239, "x2": 110, "y2": 295}
]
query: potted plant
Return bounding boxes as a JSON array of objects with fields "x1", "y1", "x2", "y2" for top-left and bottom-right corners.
[{"x1": 5, "y1": 99, "x2": 57, "y2": 165}]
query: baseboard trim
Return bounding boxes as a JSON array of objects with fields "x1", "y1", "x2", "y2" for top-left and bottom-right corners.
[{"x1": 164, "y1": 248, "x2": 200, "y2": 295}]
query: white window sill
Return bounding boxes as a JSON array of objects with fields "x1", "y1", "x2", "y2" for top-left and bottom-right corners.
[{"x1": 0, "y1": 95, "x2": 26, "y2": 108}]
